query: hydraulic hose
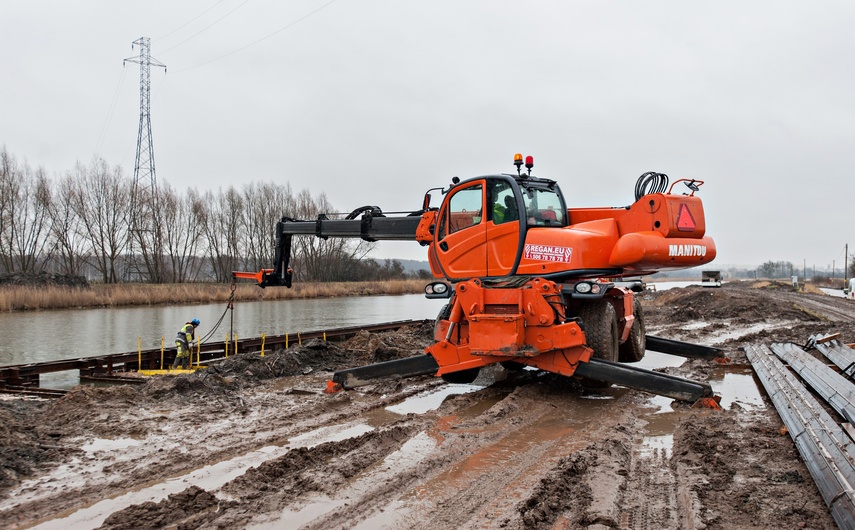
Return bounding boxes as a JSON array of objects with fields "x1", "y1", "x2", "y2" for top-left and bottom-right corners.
[{"x1": 634, "y1": 172, "x2": 669, "y2": 201}]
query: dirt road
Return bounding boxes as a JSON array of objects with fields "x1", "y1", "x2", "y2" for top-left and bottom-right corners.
[{"x1": 1, "y1": 281, "x2": 853, "y2": 529}]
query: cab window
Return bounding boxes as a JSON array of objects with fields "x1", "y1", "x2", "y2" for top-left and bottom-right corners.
[
  {"x1": 446, "y1": 184, "x2": 482, "y2": 234},
  {"x1": 489, "y1": 180, "x2": 518, "y2": 224},
  {"x1": 523, "y1": 187, "x2": 565, "y2": 227}
]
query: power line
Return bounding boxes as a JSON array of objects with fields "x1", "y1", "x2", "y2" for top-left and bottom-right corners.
[
  {"x1": 155, "y1": 0, "x2": 231, "y2": 42},
  {"x1": 94, "y1": 68, "x2": 128, "y2": 157},
  {"x1": 159, "y1": 0, "x2": 253, "y2": 55},
  {"x1": 171, "y1": 0, "x2": 338, "y2": 74}
]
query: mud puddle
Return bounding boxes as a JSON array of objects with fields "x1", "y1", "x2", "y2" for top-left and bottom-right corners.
[
  {"x1": 361, "y1": 388, "x2": 627, "y2": 528},
  {"x1": 30, "y1": 381, "x2": 483, "y2": 530},
  {"x1": 713, "y1": 370, "x2": 765, "y2": 410},
  {"x1": 385, "y1": 383, "x2": 483, "y2": 415},
  {"x1": 633, "y1": 350, "x2": 685, "y2": 370},
  {"x1": 257, "y1": 431, "x2": 438, "y2": 529},
  {"x1": 638, "y1": 364, "x2": 766, "y2": 459},
  {"x1": 246, "y1": 385, "x2": 505, "y2": 528},
  {"x1": 30, "y1": 421, "x2": 381, "y2": 530}
]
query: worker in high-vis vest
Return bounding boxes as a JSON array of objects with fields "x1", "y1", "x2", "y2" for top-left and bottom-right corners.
[{"x1": 172, "y1": 318, "x2": 200, "y2": 369}]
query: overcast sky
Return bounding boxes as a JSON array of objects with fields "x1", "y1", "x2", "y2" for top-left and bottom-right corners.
[{"x1": 3, "y1": 1, "x2": 854, "y2": 271}]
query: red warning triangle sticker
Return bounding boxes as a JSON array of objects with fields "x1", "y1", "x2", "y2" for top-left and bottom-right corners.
[{"x1": 676, "y1": 204, "x2": 696, "y2": 231}]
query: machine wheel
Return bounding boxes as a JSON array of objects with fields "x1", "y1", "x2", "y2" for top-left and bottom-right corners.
[
  {"x1": 618, "y1": 298, "x2": 646, "y2": 363},
  {"x1": 576, "y1": 299, "x2": 619, "y2": 389},
  {"x1": 441, "y1": 367, "x2": 480, "y2": 384},
  {"x1": 578, "y1": 299, "x2": 619, "y2": 362}
]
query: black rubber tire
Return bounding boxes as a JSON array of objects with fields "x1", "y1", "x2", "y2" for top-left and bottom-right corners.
[
  {"x1": 576, "y1": 299, "x2": 619, "y2": 389},
  {"x1": 578, "y1": 299, "x2": 619, "y2": 362},
  {"x1": 441, "y1": 367, "x2": 480, "y2": 384},
  {"x1": 618, "y1": 298, "x2": 646, "y2": 363}
]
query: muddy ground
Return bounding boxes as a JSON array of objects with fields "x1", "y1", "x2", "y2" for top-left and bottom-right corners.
[{"x1": 2, "y1": 280, "x2": 855, "y2": 529}]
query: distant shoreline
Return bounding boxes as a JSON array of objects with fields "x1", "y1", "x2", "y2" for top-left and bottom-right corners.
[{"x1": 0, "y1": 279, "x2": 428, "y2": 312}]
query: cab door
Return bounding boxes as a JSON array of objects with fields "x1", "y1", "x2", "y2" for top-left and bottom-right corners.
[{"x1": 431, "y1": 181, "x2": 487, "y2": 279}]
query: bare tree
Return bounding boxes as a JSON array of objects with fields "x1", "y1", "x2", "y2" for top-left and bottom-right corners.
[
  {"x1": 161, "y1": 183, "x2": 204, "y2": 282},
  {"x1": 1, "y1": 146, "x2": 404, "y2": 284},
  {"x1": 0, "y1": 147, "x2": 16, "y2": 274},
  {"x1": 45, "y1": 172, "x2": 87, "y2": 276},
  {"x1": 289, "y1": 189, "x2": 374, "y2": 282},
  {"x1": 199, "y1": 187, "x2": 245, "y2": 282},
  {"x1": 71, "y1": 158, "x2": 131, "y2": 284},
  {"x1": 0, "y1": 148, "x2": 52, "y2": 274},
  {"x1": 241, "y1": 181, "x2": 297, "y2": 272}
]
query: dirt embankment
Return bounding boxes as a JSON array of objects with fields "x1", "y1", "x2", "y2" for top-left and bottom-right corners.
[{"x1": 1, "y1": 281, "x2": 852, "y2": 529}]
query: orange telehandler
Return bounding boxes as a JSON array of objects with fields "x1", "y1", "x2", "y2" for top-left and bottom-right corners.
[{"x1": 236, "y1": 154, "x2": 720, "y2": 403}]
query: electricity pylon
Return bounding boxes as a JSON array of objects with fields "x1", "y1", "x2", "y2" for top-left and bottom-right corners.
[{"x1": 123, "y1": 37, "x2": 166, "y2": 282}]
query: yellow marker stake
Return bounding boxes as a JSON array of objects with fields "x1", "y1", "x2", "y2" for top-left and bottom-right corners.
[
  {"x1": 196, "y1": 340, "x2": 201, "y2": 367},
  {"x1": 298, "y1": 332, "x2": 302, "y2": 346},
  {"x1": 160, "y1": 337, "x2": 165, "y2": 370},
  {"x1": 234, "y1": 334, "x2": 238, "y2": 355},
  {"x1": 138, "y1": 337, "x2": 141, "y2": 372},
  {"x1": 323, "y1": 331, "x2": 327, "y2": 341},
  {"x1": 286, "y1": 334, "x2": 289, "y2": 349},
  {"x1": 261, "y1": 334, "x2": 266, "y2": 357},
  {"x1": 225, "y1": 334, "x2": 229, "y2": 358}
]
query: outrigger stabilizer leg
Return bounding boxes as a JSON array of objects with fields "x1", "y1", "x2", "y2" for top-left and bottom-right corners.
[{"x1": 325, "y1": 335, "x2": 721, "y2": 406}]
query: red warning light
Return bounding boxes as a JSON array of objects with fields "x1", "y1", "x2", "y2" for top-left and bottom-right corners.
[
  {"x1": 525, "y1": 156, "x2": 534, "y2": 170},
  {"x1": 676, "y1": 203, "x2": 696, "y2": 232}
]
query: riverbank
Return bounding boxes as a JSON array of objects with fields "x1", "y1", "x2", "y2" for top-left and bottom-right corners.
[{"x1": 0, "y1": 279, "x2": 427, "y2": 312}]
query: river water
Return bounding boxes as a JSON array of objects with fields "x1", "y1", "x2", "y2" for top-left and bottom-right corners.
[{"x1": 0, "y1": 294, "x2": 442, "y2": 387}]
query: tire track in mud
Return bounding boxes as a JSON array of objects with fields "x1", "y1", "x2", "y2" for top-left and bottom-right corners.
[
  {"x1": 95, "y1": 379, "x2": 652, "y2": 529},
  {"x1": 95, "y1": 384, "x2": 515, "y2": 529},
  {"x1": 97, "y1": 424, "x2": 422, "y2": 530},
  {"x1": 233, "y1": 383, "x2": 534, "y2": 529},
  {"x1": 277, "y1": 381, "x2": 645, "y2": 529},
  {"x1": 769, "y1": 291, "x2": 855, "y2": 324},
  {"x1": 619, "y1": 445, "x2": 679, "y2": 529},
  {"x1": 6, "y1": 375, "x2": 445, "y2": 530},
  {"x1": 402, "y1": 388, "x2": 596, "y2": 530}
]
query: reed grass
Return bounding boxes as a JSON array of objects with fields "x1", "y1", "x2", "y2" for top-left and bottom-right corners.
[{"x1": 0, "y1": 279, "x2": 428, "y2": 312}]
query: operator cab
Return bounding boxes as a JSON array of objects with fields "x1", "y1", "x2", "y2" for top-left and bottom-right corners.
[{"x1": 428, "y1": 154, "x2": 568, "y2": 279}]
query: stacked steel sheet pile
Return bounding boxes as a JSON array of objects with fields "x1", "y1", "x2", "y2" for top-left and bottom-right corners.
[
  {"x1": 815, "y1": 338, "x2": 855, "y2": 382},
  {"x1": 745, "y1": 341, "x2": 855, "y2": 528}
]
